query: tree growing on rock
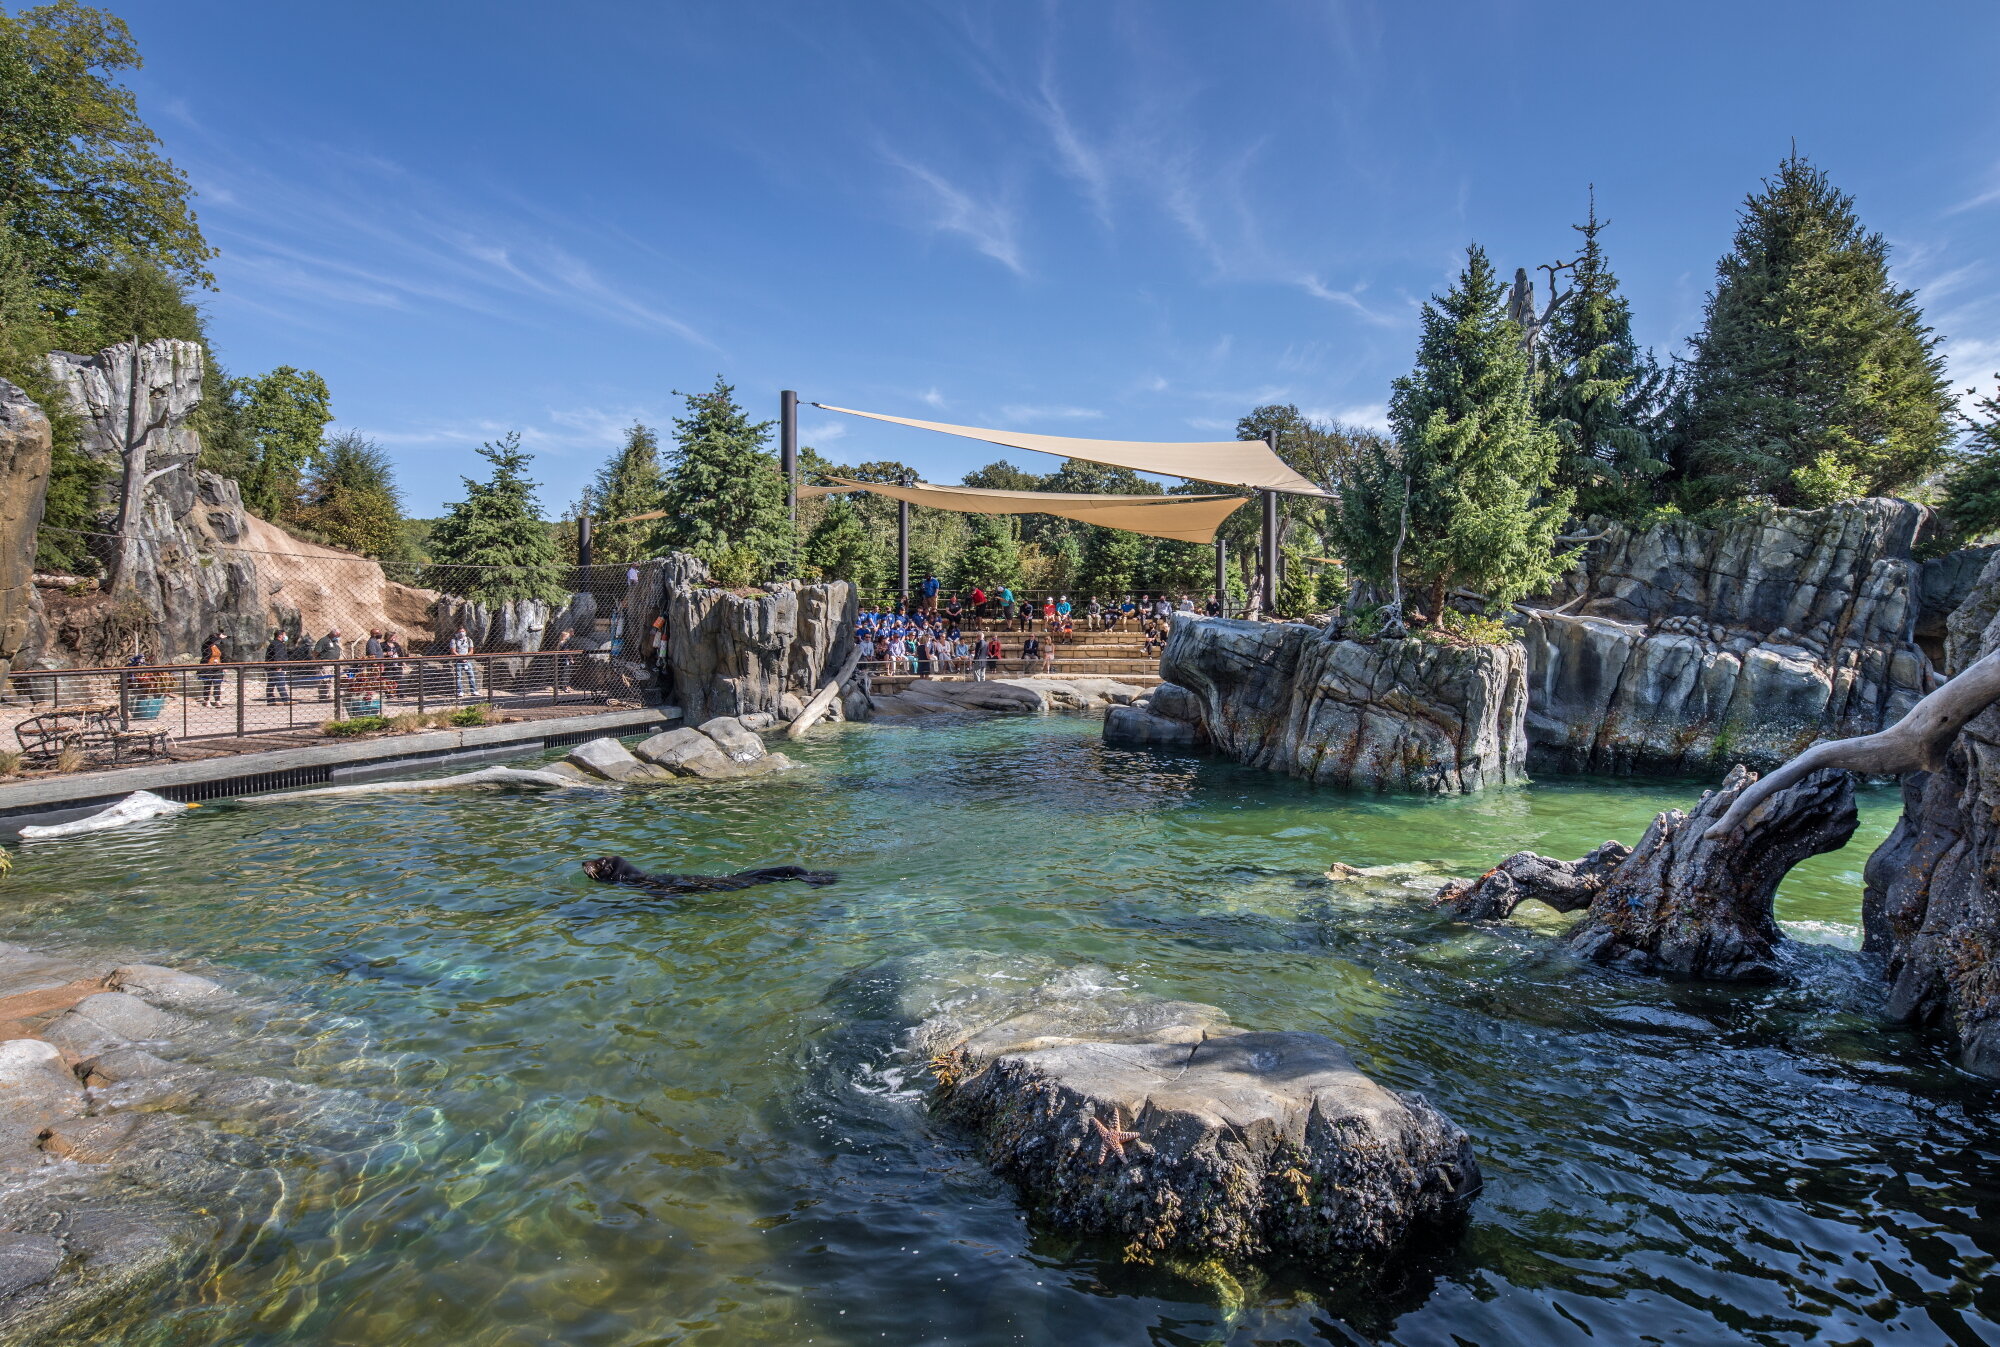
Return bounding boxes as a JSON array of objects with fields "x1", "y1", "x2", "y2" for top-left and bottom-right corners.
[
  {"x1": 1669, "y1": 154, "x2": 1953, "y2": 507},
  {"x1": 1338, "y1": 245, "x2": 1573, "y2": 621},
  {"x1": 1538, "y1": 200, "x2": 1668, "y2": 518},
  {"x1": 1943, "y1": 378, "x2": 2000, "y2": 541},
  {"x1": 428, "y1": 432, "x2": 565, "y2": 603},
  {"x1": 588, "y1": 421, "x2": 666, "y2": 562},
  {"x1": 659, "y1": 377, "x2": 795, "y2": 579}
]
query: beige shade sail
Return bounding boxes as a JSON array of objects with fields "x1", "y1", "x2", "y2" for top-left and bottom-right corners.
[
  {"x1": 810, "y1": 403, "x2": 1333, "y2": 497},
  {"x1": 800, "y1": 476, "x2": 1251, "y2": 544}
]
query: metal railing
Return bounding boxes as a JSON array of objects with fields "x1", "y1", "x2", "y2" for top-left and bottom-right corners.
[{"x1": 5, "y1": 649, "x2": 641, "y2": 757}]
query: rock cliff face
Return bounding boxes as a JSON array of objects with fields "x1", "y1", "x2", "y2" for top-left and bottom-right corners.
[
  {"x1": 639, "y1": 553, "x2": 856, "y2": 724},
  {"x1": 1862, "y1": 548, "x2": 2000, "y2": 1077},
  {"x1": 0, "y1": 380, "x2": 52, "y2": 683},
  {"x1": 11, "y1": 342, "x2": 436, "y2": 671},
  {"x1": 1157, "y1": 617, "x2": 1527, "y2": 793},
  {"x1": 1519, "y1": 499, "x2": 1942, "y2": 774}
]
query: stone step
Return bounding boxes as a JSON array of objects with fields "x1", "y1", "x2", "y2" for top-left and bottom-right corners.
[{"x1": 869, "y1": 672, "x2": 1164, "y2": 694}]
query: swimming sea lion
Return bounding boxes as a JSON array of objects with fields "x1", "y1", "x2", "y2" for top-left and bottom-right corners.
[{"x1": 581, "y1": 855, "x2": 838, "y2": 894}]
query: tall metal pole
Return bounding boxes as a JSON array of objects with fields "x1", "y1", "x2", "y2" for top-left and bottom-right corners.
[
  {"x1": 897, "y1": 498, "x2": 911, "y2": 605},
  {"x1": 780, "y1": 389, "x2": 799, "y2": 524},
  {"x1": 1214, "y1": 538, "x2": 1227, "y2": 617},
  {"x1": 1262, "y1": 434, "x2": 1282, "y2": 616},
  {"x1": 577, "y1": 515, "x2": 592, "y2": 569}
]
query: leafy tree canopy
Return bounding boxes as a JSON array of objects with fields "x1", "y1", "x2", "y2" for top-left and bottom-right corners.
[
  {"x1": 291, "y1": 430, "x2": 412, "y2": 562},
  {"x1": 234, "y1": 365, "x2": 330, "y2": 520}
]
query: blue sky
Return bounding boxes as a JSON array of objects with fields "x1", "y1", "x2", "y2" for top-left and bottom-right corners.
[{"x1": 121, "y1": 0, "x2": 2000, "y2": 515}]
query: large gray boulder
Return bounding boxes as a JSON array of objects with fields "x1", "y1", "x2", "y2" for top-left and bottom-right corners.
[
  {"x1": 697, "y1": 716, "x2": 767, "y2": 763},
  {"x1": 1155, "y1": 617, "x2": 1527, "y2": 793},
  {"x1": 1102, "y1": 705, "x2": 1197, "y2": 748},
  {"x1": 634, "y1": 727, "x2": 738, "y2": 778},
  {"x1": 925, "y1": 980, "x2": 1477, "y2": 1268},
  {"x1": 0, "y1": 380, "x2": 51, "y2": 686},
  {"x1": 639, "y1": 557, "x2": 857, "y2": 724},
  {"x1": 41, "y1": 992, "x2": 187, "y2": 1061},
  {"x1": 562, "y1": 737, "x2": 672, "y2": 784},
  {"x1": 1520, "y1": 498, "x2": 1949, "y2": 773}
]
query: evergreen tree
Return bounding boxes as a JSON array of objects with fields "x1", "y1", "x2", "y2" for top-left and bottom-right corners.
[
  {"x1": 428, "y1": 432, "x2": 565, "y2": 603},
  {"x1": 1944, "y1": 378, "x2": 2000, "y2": 540},
  {"x1": 291, "y1": 430, "x2": 409, "y2": 560},
  {"x1": 952, "y1": 513, "x2": 1022, "y2": 592},
  {"x1": 1077, "y1": 522, "x2": 1144, "y2": 599},
  {"x1": 1340, "y1": 244, "x2": 1573, "y2": 618},
  {"x1": 1276, "y1": 543, "x2": 1318, "y2": 618},
  {"x1": 1672, "y1": 154, "x2": 1953, "y2": 506},
  {"x1": 802, "y1": 497, "x2": 879, "y2": 588},
  {"x1": 659, "y1": 376, "x2": 795, "y2": 578},
  {"x1": 588, "y1": 421, "x2": 666, "y2": 562},
  {"x1": 234, "y1": 365, "x2": 331, "y2": 519},
  {"x1": 1539, "y1": 200, "x2": 1667, "y2": 517}
]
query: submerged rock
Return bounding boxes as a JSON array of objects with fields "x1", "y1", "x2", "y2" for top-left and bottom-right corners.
[
  {"x1": 920, "y1": 973, "x2": 1477, "y2": 1269},
  {"x1": 1154, "y1": 617, "x2": 1527, "y2": 794},
  {"x1": 1102, "y1": 705, "x2": 1198, "y2": 748},
  {"x1": 869, "y1": 676, "x2": 1147, "y2": 718}
]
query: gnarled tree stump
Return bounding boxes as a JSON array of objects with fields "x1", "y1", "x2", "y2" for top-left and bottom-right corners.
[
  {"x1": 1430, "y1": 841, "x2": 1632, "y2": 920},
  {"x1": 1566, "y1": 765, "x2": 1857, "y2": 980}
]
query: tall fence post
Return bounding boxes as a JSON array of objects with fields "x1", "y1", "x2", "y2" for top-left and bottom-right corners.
[
  {"x1": 236, "y1": 664, "x2": 246, "y2": 738},
  {"x1": 578, "y1": 515, "x2": 593, "y2": 569},
  {"x1": 1214, "y1": 539, "x2": 1227, "y2": 617},
  {"x1": 781, "y1": 389, "x2": 799, "y2": 526}
]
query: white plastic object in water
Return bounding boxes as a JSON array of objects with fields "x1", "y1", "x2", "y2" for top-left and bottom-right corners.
[{"x1": 18, "y1": 790, "x2": 192, "y2": 839}]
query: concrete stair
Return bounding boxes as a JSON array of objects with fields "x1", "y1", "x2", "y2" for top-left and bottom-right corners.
[{"x1": 861, "y1": 625, "x2": 1164, "y2": 693}]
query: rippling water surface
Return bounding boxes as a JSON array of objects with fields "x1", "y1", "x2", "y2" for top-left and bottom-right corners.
[{"x1": 6, "y1": 714, "x2": 1996, "y2": 1346}]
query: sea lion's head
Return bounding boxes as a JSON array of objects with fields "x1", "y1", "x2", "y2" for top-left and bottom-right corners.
[{"x1": 581, "y1": 856, "x2": 631, "y2": 883}]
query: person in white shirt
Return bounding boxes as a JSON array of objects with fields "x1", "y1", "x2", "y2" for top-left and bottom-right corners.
[
  {"x1": 1176, "y1": 594, "x2": 1196, "y2": 613},
  {"x1": 449, "y1": 626, "x2": 478, "y2": 698}
]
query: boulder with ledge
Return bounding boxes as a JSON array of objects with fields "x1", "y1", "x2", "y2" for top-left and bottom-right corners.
[{"x1": 921, "y1": 976, "x2": 1477, "y2": 1270}]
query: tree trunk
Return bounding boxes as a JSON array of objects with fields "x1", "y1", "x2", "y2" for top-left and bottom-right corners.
[{"x1": 1566, "y1": 765, "x2": 1858, "y2": 980}]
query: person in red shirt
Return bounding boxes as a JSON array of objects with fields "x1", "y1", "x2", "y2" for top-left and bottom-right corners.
[
  {"x1": 970, "y1": 585, "x2": 987, "y2": 616},
  {"x1": 986, "y1": 635, "x2": 1004, "y2": 674}
]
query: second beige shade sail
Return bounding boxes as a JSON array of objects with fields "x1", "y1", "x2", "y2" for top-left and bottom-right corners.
[{"x1": 799, "y1": 476, "x2": 1251, "y2": 544}]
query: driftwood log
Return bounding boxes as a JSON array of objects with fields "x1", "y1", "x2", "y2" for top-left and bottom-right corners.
[
  {"x1": 1708, "y1": 646, "x2": 2000, "y2": 838},
  {"x1": 1429, "y1": 841, "x2": 1631, "y2": 920},
  {"x1": 1567, "y1": 765, "x2": 1857, "y2": 980}
]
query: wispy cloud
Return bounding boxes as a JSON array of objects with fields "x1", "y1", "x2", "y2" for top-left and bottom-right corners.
[
  {"x1": 884, "y1": 153, "x2": 1025, "y2": 275},
  {"x1": 186, "y1": 143, "x2": 717, "y2": 348},
  {"x1": 803, "y1": 420, "x2": 847, "y2": 444},
  {"x1": 1296, "y1": 275, "x2": 1405, "y2": 327},
  {"x1": 920, "y1": 386, "x2": 948, "y2": 409}
]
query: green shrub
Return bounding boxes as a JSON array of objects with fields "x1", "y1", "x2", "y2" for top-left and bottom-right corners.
[
  {"x1": 323, "y1": 715, "x2": 391, "y2": 737},
  {"x1": 448, "y1": 704, "x2": 493, "y2": 728},
  {"x1": 1417, "y1": 609, "x2": 1514, "y2": 647}
]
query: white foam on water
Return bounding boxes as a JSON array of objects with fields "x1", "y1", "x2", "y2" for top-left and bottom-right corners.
[{"x1": 1782, "y1": 919, "x2": 1863, "y2": 950}]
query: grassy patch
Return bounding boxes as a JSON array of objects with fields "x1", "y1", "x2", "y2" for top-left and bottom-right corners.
[{"x1": 322, "y1": 715, "x2": 392, "y2": 738}]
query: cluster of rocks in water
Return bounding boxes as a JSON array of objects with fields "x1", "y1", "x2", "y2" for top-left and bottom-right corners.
[
  {"x1": 904, "y1": 960, "x2": 1477, "y2": 1274},
  {"x1": 868, "y1": 676, "x2": 1148, "y2": 718},
  {"x1": 0, "y1": 942, "x2": 404, "y2": 1343},
  {"x1": 552, "y1": 714, "x2": 801, "y2": 785}
]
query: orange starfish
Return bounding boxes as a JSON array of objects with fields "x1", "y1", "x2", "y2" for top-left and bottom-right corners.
[{"x1": 1089, "y1": 1106, "x2": 1142, "y2": 1165}]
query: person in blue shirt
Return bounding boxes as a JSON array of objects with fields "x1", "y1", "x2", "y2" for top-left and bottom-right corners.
[
  {"x1": 1000, "y1": 586, "x2": 1016, "y2": 622},
  {"x1": 921, "y1": 573, "x2": 941, "y2": 613},
  {"x1": 1055, "y1": 596, "x2": 1072, "y2": 619}
]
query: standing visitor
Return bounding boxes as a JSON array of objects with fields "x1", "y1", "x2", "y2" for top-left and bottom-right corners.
[
  {"x1": 999, "y1": 585, "x2": 1015, "y2": 623},
  {"x1": 263, "y1": 630, "x2": 290, "y2": 703},
  {"x1": 365, "y1": 629, "x2": 386, "y2": 660},
  {"x1": 198, "y1": 630, "x2": 227, "y2": 708},
  {"x1": 985, "y1": 634, "x2": 1004, "y2": 675},
  {"x1": 1206, "y1": 593, "x2": 1222, "y2": 617},
  {"x1": 921, "y1": 573, "x2": 941, "y2": 613},
  {"x1": 310, "y1": 629, "x2": 343, "y2": 702},
  {"x1": 450, "y1": 626, "x2": 479, "y2": 699},
  {"x1": 383, "y1": 631, "x2": 406, "y2": 698},
  {"x1": 970, "y1": 584, "x2": 987, "y2": 617},
  {"x1": 1041, "y1": 635, "x2": 1058, "y2": 674},
  {"x1": 550, "y1": 629, "x2": 576, "y2": 693},
  {"x1": 971, "y1": 633, "x2": 988, "y2": 680}
]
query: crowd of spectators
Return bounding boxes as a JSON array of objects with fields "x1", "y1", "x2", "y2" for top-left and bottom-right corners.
[{"x1": 854, "y1": 582, "x2": 1223, "y2": 678}]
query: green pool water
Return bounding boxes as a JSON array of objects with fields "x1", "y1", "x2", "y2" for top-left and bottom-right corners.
[{"x1": 7, "y1": 713, "x2": 1996, "y2": 1346}]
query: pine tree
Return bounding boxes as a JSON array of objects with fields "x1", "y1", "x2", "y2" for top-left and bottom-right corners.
[
  {"x1": 1078, "y1": 522, "x2": 1144, "y2": 599},
  {"x1": 588, "y1": 421, "x2": 666, "y2": 562},
  {"x1": 659, "y1": 376, "x2": 795, "y2": 578},
  {"x1": 428, "y1": 432, "x2": 565, "y2": 603},
  {"x1": 1944, "y1": 378, "x2": 2000, "y2": 540},
  {"x1": 952, "y1": 513, "x2": 1022, "y2": 592},
  {"x1": 291, "y1": 430, "x2": 408, "y2": 560},
  {"x1": 1672, "y1": 154, "x2": 1953, "y2": 506},
  {"x1": 1540, "y1": 200, "x2": 1667, "y2": 517},
  {"x1": 1340, "y1": 244, "x2": 1573, "y2": 618},
  {"x1": 802, "y1": 498, "x2": 879, "y2": 588},
  {"x1": 234, "y1": 366, "x2": 331, "y2": 520},
  {"x1": 1276, "y1": 543, "x2": 1318, "y2": 618}
]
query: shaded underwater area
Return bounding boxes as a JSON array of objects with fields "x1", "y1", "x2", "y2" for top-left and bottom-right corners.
[{"x1": 2, "y1": 712, "x2": 1994, "y2": 1346}]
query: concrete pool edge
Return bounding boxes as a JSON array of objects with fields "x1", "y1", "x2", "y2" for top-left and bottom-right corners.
[{"x1": 0, "y1": 706, "x2": 682, "y2": 824}]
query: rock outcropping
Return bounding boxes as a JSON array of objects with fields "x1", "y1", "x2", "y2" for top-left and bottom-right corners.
[
  {"x1": 871, "y1": 676, "x2": 1145, "y2": 718},
  {"x1": 12, "y1": 342, "x2": 436, "y2": 671},
  {"x1": 0, "y1": 379, "x2": 52, "y2": 684},
  {"x1": 1863, "y1": 548, "x2": 2000, "y2": 1076},
  {"x1": 1151, "y1": 617, "x2": 1528, "y2": 793},
  {"x1": 639, "y1": 554, "x2": 856, "y2": 725},
  {"x1": 919, "y1": 967, "x2": 1478, "y2": 1270},
  {"x1": 1519, "y1": 499, "x2": 1945, "y2": 774}
]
